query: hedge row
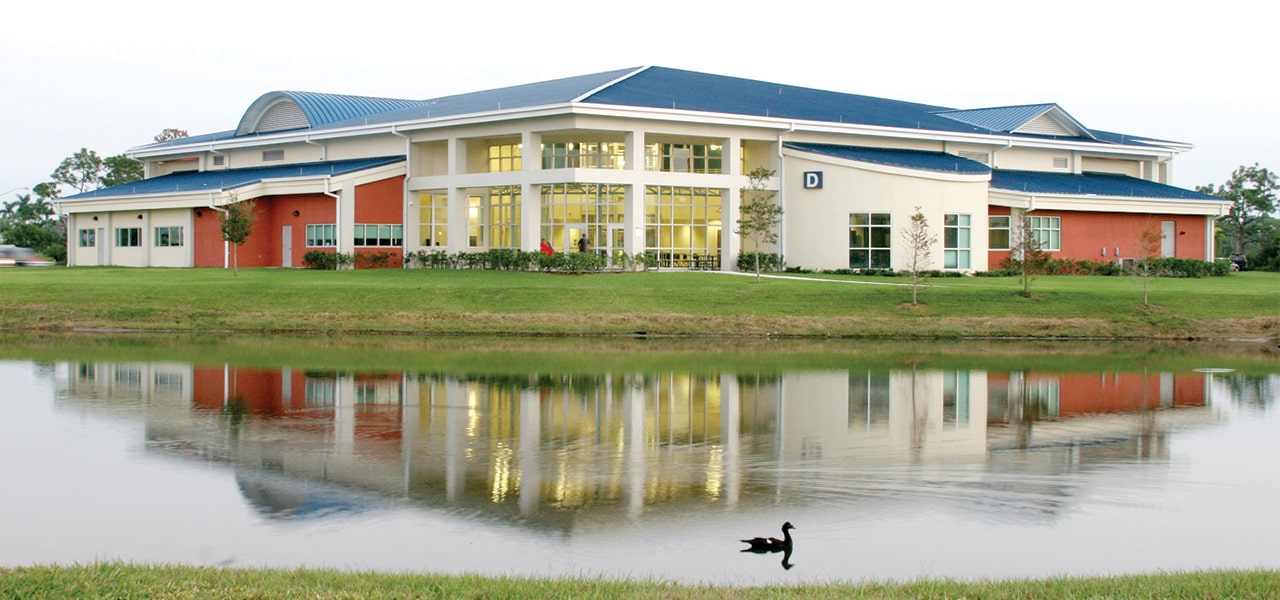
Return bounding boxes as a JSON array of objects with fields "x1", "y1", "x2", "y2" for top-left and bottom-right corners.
[{"x1": 303, "y1": 249, "x2": 658, "y2": 273}]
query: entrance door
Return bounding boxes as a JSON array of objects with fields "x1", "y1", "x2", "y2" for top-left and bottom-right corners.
[
  {"x1": 96, "y1": 228, "x2": 106, "y2": 265},
  {"x1": 607, "y1": 225, "x2": 626, "y2": 266},
  {"x1": 1161, "y1": 221, "x2": 1175, "y2": 257},
  {"x1": 281, "y1": 225, "x2": 293, "y2": 267}
]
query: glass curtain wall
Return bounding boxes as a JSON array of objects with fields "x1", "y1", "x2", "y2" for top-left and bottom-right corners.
[
  {"x1": 644, "y1": 186, "x2": 723, "y2": 268},
  {"x1": 418, "y1": 193, "x2": 448, "y2": 248},
  {"x1": 539, "y1": 183, "x2": 626, "y2": 254}
]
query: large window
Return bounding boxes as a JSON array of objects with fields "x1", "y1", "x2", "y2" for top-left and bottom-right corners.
[
  {"x1": 646, "y1": 143, "x2": 722, "y2": 174},
  {"x1": 1030, "y1": 216, "x2": 1061, "y2": 251},
  {"x1": 78, "y1": 229, "x2": 95, "y2": 247},
  {"x1": 115, "y1": 227, "x2": 141, "y2": 247},
  {"x1": 418, "y1": 193, "x2": 448, "y2": 247},
  {"x1": 487, "y1": 144, "x2": 522, "y2": 173},
  {"x1": 848, "y1": 213, "x2": 891, "y2": 269},
  {"x1": 306, "y1": 224, "x2": 336, "y2": 247},
  {"x1": 989, "y1": 216, "x2": 1010, "y2": 250},
  {"x1": 644, "y1": 186, "x2": 722, "y2": 268},
  {"x1": 153, "y1": 226, "x2": 183, "y2": 247},
  {"x1": 353, "y1": 224, "x2": 403, "y2": 247},
  {"x1": 542, "y1": 142, "x2": 626, "y2": 170},
  {"x1": 540, "y1": 183, "x2": 625, "y2": 254},
  {"x1": 468, "y1": 187, "x2": 521, "y2": 249},
  {"x1": 944, "y1": 214, "x2": 970, "y2": 269}
]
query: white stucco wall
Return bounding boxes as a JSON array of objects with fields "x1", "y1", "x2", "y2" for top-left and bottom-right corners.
[{"x1": 782, "y1": 153, "x2": 991, "y2": 272}]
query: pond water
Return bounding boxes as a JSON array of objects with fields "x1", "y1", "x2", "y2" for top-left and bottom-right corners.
[{"x1": 1, "y1": 337, "x2": 1277, "y2": 584}]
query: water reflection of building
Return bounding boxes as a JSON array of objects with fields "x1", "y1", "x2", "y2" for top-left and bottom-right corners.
[{"x1": 54, "y1": 362, "x2": 1216, "y2": 525}]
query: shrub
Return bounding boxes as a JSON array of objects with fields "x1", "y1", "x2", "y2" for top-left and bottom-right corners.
[
  {"x1": 302, "y1": 250, "x2": 339, "y2": 270},
  {"x1": 355, "y1": 250, "x2": 395, "y2": 269},
  {"x1": 737, "y1": 252, "x2": 783, "y2": 272}
]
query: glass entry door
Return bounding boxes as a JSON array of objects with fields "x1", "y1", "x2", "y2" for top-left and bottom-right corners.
[{"x1": 607, "y1": 226, "x2": 626, "y2": 265}]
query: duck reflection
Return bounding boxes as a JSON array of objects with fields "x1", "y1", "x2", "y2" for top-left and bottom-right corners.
[{"x1": 52, "y1": 361, "x2": 1222, "y2": 529}]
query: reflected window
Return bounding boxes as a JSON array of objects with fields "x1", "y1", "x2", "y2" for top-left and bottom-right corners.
[
  {"x1": 849, "y1": 371, "x2": 891, "y2": 429},
  {"x1": 943, "y1": 371, "x2": 971, "y2": 426},
  {"x1": 304, "y1": 376, "x2": 336, "y2": 407}
]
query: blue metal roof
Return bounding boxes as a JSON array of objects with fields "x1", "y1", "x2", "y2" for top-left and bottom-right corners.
[
  {"x1": 990, "y1": 170, "x2": 1224, "y2": 201},
  {"x1": 786, "y1": 143, "x2": 992, "y2": 175},
  {"x1": 133, "y1": 67, "x2": 1182, "y2": 153},
  {"x1": 582, "y1": 67, "x2": 991, "y2": 135},
  {"x1": 321, "y1": 68, "x2": 643, "y2": 129},
  {"x1": 62, "y1": 156, "x2": 405, "y2": 201}
]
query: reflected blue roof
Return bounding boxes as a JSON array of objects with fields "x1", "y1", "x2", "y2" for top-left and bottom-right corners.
[
  {"x1": 786, "y1": 143, "x2": 991, "y2": 175},
  {"x1": 63, "y1": 156, "x2": 404, "y2": 200},
  {"x1": 990, "y1": 170, "x2": 1224, "y2": 201}
]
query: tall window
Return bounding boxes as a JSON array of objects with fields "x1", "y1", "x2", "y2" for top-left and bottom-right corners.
[
  {"x1": 1030, "y1": 216, "x2": 1061, "y2": 251},
  {"x1": 353, "y1": 224, "x2": 403, "y2": 247},
  {"x1": 306, "y1": 224, "x2": 336, "y2": 247},
  {"x1": 115, "y1": 227, "x2": 141, "y2": 247},
  {"x1": 542, "y1": 142, "x2": 626, "y2": 169},
  {"x1": 154, "y1": 226, "x2": 183, "y2": 247},
  {"x1": 848, "y1": 213, "x2": 891, "y2": 269},
  {"x1": 646, "y1": 143, "x2": 723, "y2": 174},
  {"x1": 487, "y1": 144, "x2": 522, "y2": 172},
  {"x1": 469, "y1": 187, "x2": 521, "y2": 249},
  {"x1": 78, "y1": 229, "x2": 96, "y2": 247},
  {"x1": 944, "y1": 214, "x2": 970, "y2": 269},
  {"x1": 540, "y1": 183, "x2": 625, "y2": 254},
  {"x1": 644, "y1": 186, "x2": 722, "y2": 267},
  {"x1": 989, "y1": 216, "x2": 1010, "y2": 250},
  {"x1": 418, "y1": 193, "x2": 448, "y2": 247}
]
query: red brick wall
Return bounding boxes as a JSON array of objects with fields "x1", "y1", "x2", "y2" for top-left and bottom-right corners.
[{"x1": 987, "y1": 208, "x2": 1210, "y2": 268}]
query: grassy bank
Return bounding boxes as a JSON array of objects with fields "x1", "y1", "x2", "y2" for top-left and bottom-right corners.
[
  {"x1": 1, "y1": 267, "x2": 1277, "y2": 340},
  {"x1": 2, "y1": 564, "x2": 1277, "y2": 599}
]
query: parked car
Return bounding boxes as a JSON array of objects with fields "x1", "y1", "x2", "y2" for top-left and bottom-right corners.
[
  {"x1": 1228, "y1": 253, "x2": 1248, "y2": 272},
  {"x1": 0, "y1": 245, "x2": 55, "y2": 267}
]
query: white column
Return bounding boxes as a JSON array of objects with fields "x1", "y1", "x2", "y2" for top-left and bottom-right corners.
[
  {"x1": 625, "y1": 130, "x2": 647, "y2": 257},
  {"x1": 719, "y1": 373, "x2": 740, "y2": 507},
  {"x1": 723, "y1": 187, "x2": 741, "y2": 272}
]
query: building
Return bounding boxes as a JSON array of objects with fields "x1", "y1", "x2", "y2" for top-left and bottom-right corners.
[{"x1": 59, "y1": 66, "x2": 1228, "y2": 271}]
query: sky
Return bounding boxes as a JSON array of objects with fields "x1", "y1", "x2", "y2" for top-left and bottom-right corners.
[{"x1": 2, "y1": 0, "x2": 1277, "y2": 203}]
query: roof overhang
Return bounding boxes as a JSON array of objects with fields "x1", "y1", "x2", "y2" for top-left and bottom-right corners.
[
  {"x1": 59, "y1": 160, "x2": 404, "y2": 214},
  {"x1": 990, "y1": 189, "x2": 1230, "y2": 216}
]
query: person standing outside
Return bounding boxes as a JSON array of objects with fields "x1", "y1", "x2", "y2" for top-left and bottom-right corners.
[{"x1": 540, "y1": 238, "x2": 554, "y2": 257}]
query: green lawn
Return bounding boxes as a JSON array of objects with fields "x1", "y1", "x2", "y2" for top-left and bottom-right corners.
[
  {"x1": 0, "y1": 267, "x2": 1276, "y2": 338},
  {"x1": 2, "y1": 564, "x2": 1277, "y2": 600}
]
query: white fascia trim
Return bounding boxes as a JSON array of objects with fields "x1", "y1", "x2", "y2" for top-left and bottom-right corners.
[
  {"x1": 782, "y1": 147, "x2": 991, "y2": 183},
  {"x1": 989, "y1": 190, "x2": 1230, "y2": 216}
]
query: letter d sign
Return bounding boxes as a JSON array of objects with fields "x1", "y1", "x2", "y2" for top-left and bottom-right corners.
[{"x1": 803, "y1": 171, "x2": 823, "y2": 189}]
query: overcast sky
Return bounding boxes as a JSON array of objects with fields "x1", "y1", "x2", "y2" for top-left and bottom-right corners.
[{"x1": 3, "y1": 0, "x2": 1276, "y2": 203}]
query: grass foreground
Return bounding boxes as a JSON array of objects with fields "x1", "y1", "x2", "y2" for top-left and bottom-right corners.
[
  {"x1": 1, "y1": 267, "x2": 1277, "y2": 340},
  {"x1": 1, "y1": 564, "x2": 1277, "y2": 599}
]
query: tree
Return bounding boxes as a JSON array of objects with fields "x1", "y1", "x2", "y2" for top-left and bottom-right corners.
[
  {"x1": 1197, "y1": 163, "x2": 1278, "y2": 261},
  {"x1": 1134, "y1": 223, "x2": 1164, "y2": 307},
  {"x1": 0, "y1": 193, "x2": 63, "y2": 262},
  {"x1": 102, "y1": 154, "x2": 144, "y2": 188},
  {"x1": 1009, "y1": 212, "x2": 1045, "y2": 298},
  {"x1": 50, "y1": 148, "x2": 105, "y2": 194},
  {"x1": 32, "y1": 182, "x2": 61, "y2": 202},
  {"x1": 219, "y1": 197, "x2": 256, "y2": 275},
  {"x1": 735, "y1": 166, "x2": 783, "y2": 282},
  {"x1": 154, "y1": 128, "x2": 189, "y2": 143},
  {"x1": 901, "y1": 207, "x2": 936, "y2": 306}
]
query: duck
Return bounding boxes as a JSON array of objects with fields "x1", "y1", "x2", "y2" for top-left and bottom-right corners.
[{"x1": 740, "y1": 521, "x2": 794, "y2": 553}]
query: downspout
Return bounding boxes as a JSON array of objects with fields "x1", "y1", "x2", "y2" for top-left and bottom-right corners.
[
  {"x1": 324, "y1": 177, "x2": 341, "y2": 267},
  {"x1": 305, "y1": 136, "x2": 327, "y2": 161},
  {"x1": 776, "y1": 123, "x2": 795, "y2": 265},
  {"x1": 207, "y1": 193, "x2": 229, "y2": 269},
  {"x1": 392, "y1": 126, "x2": 410, "y2": 268}
]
